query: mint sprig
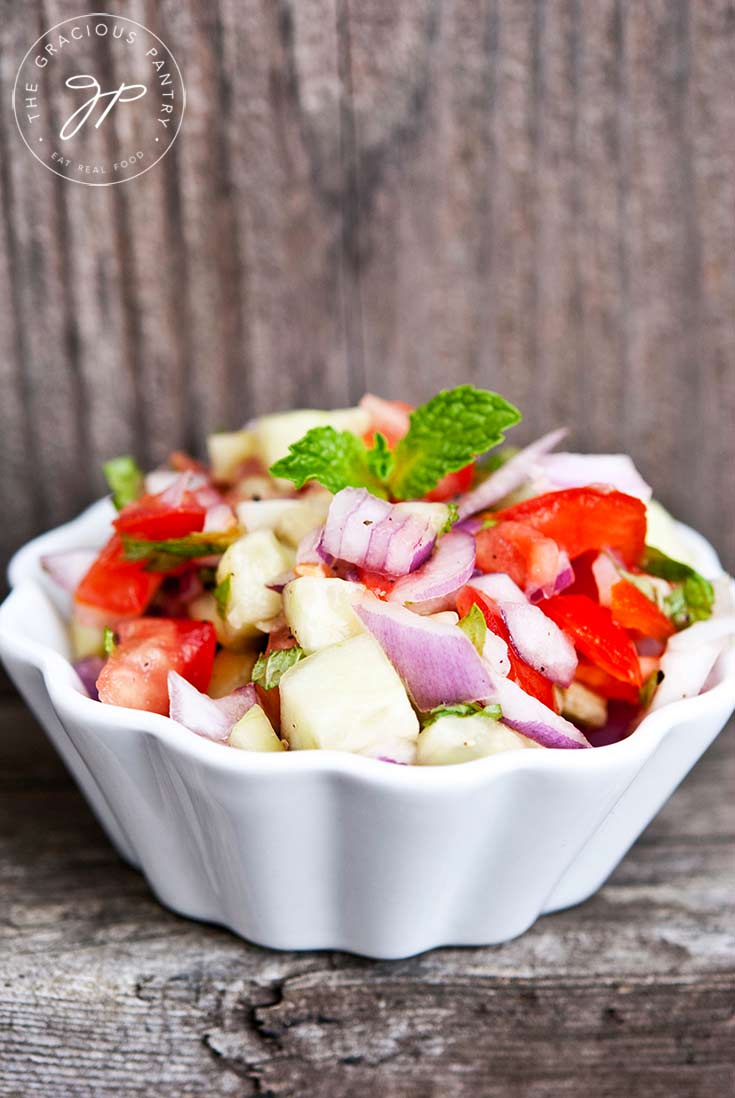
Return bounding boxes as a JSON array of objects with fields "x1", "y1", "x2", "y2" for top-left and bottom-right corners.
[
  {"x1": 640, "y1": 546, "x2": 714, "y2": 627},
  {"x1": 270, "y1": 427, "x2": 388, "y2": 497},
  {"x1": 423, "y1": 701, "x2": 502, "y2": 727},
  {"x1": 457, "y1": 603, "x2": 487, "y2": 655},
  {"x1": 388, "y1": 386, "x2": 521, "y2": 499},
  {"x1": 103, "y1": 455, "x2": 143, "y2": 510},
  {"x1": 269, "y1": 386, "x2": 521, "y2": 501},
  {"x1": 251, "y1": 646, "x2": 305, "y2": 690},
  {"x1": 121, "y1": 531, "x2": 239, "y2": 572}
]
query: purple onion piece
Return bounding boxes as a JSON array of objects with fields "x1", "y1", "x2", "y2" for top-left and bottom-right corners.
[
  {"x1": 527, "y1": 553, "x2": 575, "y2": 603},
  {"x1": 388, "y1": 530, "x2": 476, "y2": 604},
  {"x1": 457, "y1": 428, "x2": 568, "y2": 519},
  {"x1": 355, "y1": 596, "x2": 492, "y2": 711},
  {"x1": 42, "y1": 549, "x2": 97, "y2": 592},
  {"x1": 321, "y1": 488, "x2": 439, "y2": 577},
  {"x1": 488, "y1": 676, "x2": 590, "y2": 749},
  {"x1": 73, "y1": 656, "x2": 105, "y2": 700},
  {"x1": 168, "y1": 672, "x2": 256, "y2": 742}
]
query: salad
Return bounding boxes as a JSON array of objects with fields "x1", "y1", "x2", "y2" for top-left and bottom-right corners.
[{"x1": 43, "y1": 386, "x2": 734, "y2": 766}]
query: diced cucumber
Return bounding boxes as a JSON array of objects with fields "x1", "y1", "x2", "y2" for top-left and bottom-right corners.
[
  {"x1": 228, "y1": 705, "x2": 285, "y2": 752},
  {"x1": 236, "y1": 491, "x2": 331, "y2": 547},
  {"x1": 559, "y1": 682, "x2": 607, "y2": 729},
  {"x1": 255, "y1": 407, "x2": 370, "y2": 471},
  {"x1": 207, "y1": 428, "x2": 257, "y2": 481},
  {"x1": 216, "y1": 530, "x2": 294, "y2": 644},
  {"x1": 416, "y1": 714, "x2": 539, "y2": 765},
  {"x1": 279, "y1": 633, "x2": 419, "y2": 762},
  {"x1": 208, "y1": 646, "x2": 260, "y2": 698},
  {"x1": 645, "y1": 500, "x2": 699, "y2": 568},
  {"x1": 282, "y1": 576, "x2": 364, "y2": 653},
  {"x1": 69, "y1": 614, "x2": 106, "y2": 659}
]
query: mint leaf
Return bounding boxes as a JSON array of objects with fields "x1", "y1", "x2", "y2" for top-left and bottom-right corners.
[
  {"x1": 457, "y1": 603, "x2": 487, "y2": 655},
  {"x1": 103, "y1": 626, "x2": 117, "y2": 656},
  {"x1": 214, "y1": 574, "x2": 232, "y2": 618},
  {"x1": 641, "y1": 546, "x2": 714, "y2": 627},
  {"x1": 423, "y1": 701, "x2": 502, "y2": 726},
  {"x1": 365, "y1": 432, "x2": 394, "y2": 482},
  {"x1": 269, "y1": 427, "x2": 387, "y2": 497},
  {"x1": 440, "y1": 502, "x2": 459, "y2": 535},
  {"x1": 388, "y1": 386, "x2": 521, "y2": 499},
  {"x1": 251, "y1": 646, "x2": 305, "y2": 690},
  {"x1": 103, "y1": 455, "x2": 143, "y2": 510},
  {"x1": 639, "y1": 668, "x2": 664, "y2": 708},
  {"x1": 122, "y1": 531, "x2": 239, "y2": 572}
]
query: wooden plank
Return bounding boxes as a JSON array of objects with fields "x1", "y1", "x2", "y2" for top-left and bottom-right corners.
[{"x1": 0, "y1": 690, "x2": 733, "y2": 1096}]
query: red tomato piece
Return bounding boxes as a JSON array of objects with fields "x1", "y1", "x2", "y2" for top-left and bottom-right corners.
[
  {"x1": 424, "y1": 462, "x2": 475, "y2": 502},
  {"x1": 357, "y1": 569, "x2": 399, "y2": 599},
  {"x1": 96, "y1": 617, "x2": 216, "y2": 714},
  {"x1": 114, "y1": 491, "x2": 206, "y2": 540},
  {"x1": 541, "y1": 594, "x2": 642, "y2": 688},
  {"x1": 609, "y1": 580, "x2": 675, "y2": 642},
  {"x1": 75, "y1": 535, "x2": 162, "y2": 618},
  {"x1": 456, "y1": 586, "x2": 559, "y2": 711},
  {"x1": 359, "y1": 394, "x2": 412, "y2": 448},
  {"x1": 475, "y1": 520, "x2": 560, "y2": 593},
  {"x1": 494, "y1": 487, "x2": 646, "y2": 567},
  {"x1": 574, "y1": 658, "x2": 640, "y2": 705}
]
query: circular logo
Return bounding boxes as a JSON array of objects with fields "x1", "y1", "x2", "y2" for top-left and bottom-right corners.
[{"x1": 12, "y1": 12, "x2": 185, "y2": 186}]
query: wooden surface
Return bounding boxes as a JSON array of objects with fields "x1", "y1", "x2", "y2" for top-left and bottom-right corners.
[
  {"x1": 1, "y1": 679, "x2": 733, "y2": 1096},
  {"x1": 1, "y1": 2, "x2": 734, "y2": 1093},
  {"x1": 0, "y1": 0, "x2": 733, "y2": 575}
]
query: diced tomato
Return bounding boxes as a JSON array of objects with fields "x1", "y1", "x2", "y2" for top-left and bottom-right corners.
[
  {"x1": 357, "y1": 569, "x2": 398, "y2": 600},
  {"x1": 96, "y1": 618, "x2": 216, "y2": 714},
  {"x1": 457, "y1": 586, "x2": 559, "y2": 711},
  {"x1": 541, "y1": 594, "x2": 642, "y2": 688},
  {"x1": 75, "y1": 535, "x2": 162, "y2": 619},
  {"x1": 475, "y1": 520, "x2": 561, "y2": 593},
  {"x1": 562, "y1": 550, "x2": 600, "y2": 601},
  {"x1": 114, "y1": 491, "x2": 206, "y2": 540},
  {"x1": 424, "y1": 462, "x2": 474, "y2": 502},
  {"x1": 359, "y1": 394, "x2": 412, "y2": 448},
  {"x1": 494, "y1": 487, "x2": 646, "y2": 567},
  {"x1": 574, "y1": 658, "x2": 640, "y2": 704},
  {"x1": 609, "y1": 580, "x2": 675, "y2": 642}
]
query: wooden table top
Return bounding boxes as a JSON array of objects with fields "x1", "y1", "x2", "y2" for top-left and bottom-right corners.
[{"x1": 1, "y1": 681, "x2": 732, "y2": 1097}]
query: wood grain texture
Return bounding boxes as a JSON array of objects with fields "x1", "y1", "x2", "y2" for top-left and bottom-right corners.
[
  {"x1": 1, "y1": 691, "x2": 733, "y2": 1096},
  {"x1": 0, "y1": 0, "x2": 733, "y2": 576}
]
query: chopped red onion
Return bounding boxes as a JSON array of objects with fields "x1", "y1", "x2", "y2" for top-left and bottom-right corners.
[
  {"x1": 457, "y1": 428, "x2": 567, "y2": 519},
  {"x1": 267, "y1": 570, "x2": 297, "y2": 593},
  {"x1": 487, "y1": 675, "x2": 590, "y2": 749},
  {"x1": 387, "y1": 530, "x2": 476, "y2": 604},
  {"x1": 527, "y1": 552, "x2": 575, "y2": 603},
  {"x1": 42, "y1": 549, "x2": 98, "y2": 593},
  {"x1": 168, "y1": 671, "x2": 256, "y2": 742},
  {"x1": 354, "y1": 596, "x2": 492, "y2": 711},
  {"x1": 591, "y1": 552, "x2": 621, "y2": 606},
  {"x1": 296, "y1": 526, "x2": 325, "y2": 566},
  {"x1": 535, "y1": 452, "x2": 652, "y2": 502},
  {"x1": 73, "y1": 656, "x2": 105, "y2": 700},
  {"x1": 321, "y1": 489, "x2": 446, "y2": 577},
  {"x1": 468, "y1": 573, "x2": 577, "y2": 686},
  {"x1": 203, "y1": 503, "x2": 237, "y2": 533}
]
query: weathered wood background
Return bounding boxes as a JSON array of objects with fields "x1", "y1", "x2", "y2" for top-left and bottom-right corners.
[
  {"x1": 0, "y1": 1, "x2": 733, "y2": 1094},
  {"x1": 0, "y1": 0, "x2": 733, "y2": 573}
]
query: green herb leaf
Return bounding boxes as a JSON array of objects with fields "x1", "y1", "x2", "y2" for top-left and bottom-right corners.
[
  {"x1": 365, "y1": 432, "x2": 394, "y2": 482},
  {"x1": 388, "y1": 386, "x2": 521, "y2": 499},
  {"x1": 641, "y1": 546, "x2": 714, "y2": 627},
  {"x1": 103, "y1": 626, "x2": 117, "y2": 656},
  {"x1": 269, "y1": 427, "x2": 388, "y2": 497},
  {"x1": 121, "y1": 531, "x2": 239, "y2": 572},
  {"x1": 423, "y1": 701, "x2": 502, "y2": 727},
  {"x1": 251, "y1": 646, "x2": 305, "y2": 690},
  {"x1": 213, "y1": 574, "x2": 232, "y2": 618},
  {"x1": 440, "y1": 502, "x2": 459, "y2": 535},
  {"x1": 103, "y1": 455, "x2": 143, "y2": 510},
  {"x1": 457, "y1": 603, "x2": 487, "y2": 655},
  {"x1": 639, "y1": 668, "x2": 664, "y2": 708}
]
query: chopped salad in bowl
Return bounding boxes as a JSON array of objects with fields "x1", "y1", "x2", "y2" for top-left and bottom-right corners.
[{"x1": 42, "y1": 386, "x2": 735, "y2": 767}]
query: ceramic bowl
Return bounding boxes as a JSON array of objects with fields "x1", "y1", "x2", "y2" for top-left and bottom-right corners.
[{"x1": 1, "y1": 499, "x2": 733, "y2": 959}]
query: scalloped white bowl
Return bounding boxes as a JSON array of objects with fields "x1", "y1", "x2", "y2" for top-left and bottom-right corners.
[{"x1": 1, "y1": 499, "x2": 733, "y2": 959}]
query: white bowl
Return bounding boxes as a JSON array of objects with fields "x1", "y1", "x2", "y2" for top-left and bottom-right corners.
[{"x1": 2, "y1": 500, "x2": 733, "y2": 959}]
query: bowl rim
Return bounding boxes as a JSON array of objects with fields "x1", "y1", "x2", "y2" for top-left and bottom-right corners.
[{"x1": 2, "y1": 497, "x2": 734, "y2": 791}]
